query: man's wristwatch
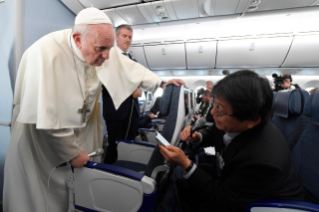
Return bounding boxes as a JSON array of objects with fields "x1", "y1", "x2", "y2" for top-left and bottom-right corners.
[{"x1": 184, "y1": 161, "x2": 194, "y2": 174}]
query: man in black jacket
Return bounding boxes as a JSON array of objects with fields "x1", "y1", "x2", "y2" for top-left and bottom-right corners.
[{"x1": 159, "y1": 70, "x2": 307, "y2": 212}]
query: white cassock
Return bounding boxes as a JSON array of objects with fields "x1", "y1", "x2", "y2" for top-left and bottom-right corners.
[{"x1": 3, "y1": 28, "x2": 160, "y2": 212}]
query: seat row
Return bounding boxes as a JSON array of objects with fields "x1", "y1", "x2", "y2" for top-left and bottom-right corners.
[{"x1": 245, "y1": 89, "x2": 319, "y2": 211}]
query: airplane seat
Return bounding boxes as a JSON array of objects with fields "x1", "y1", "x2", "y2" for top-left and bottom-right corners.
[
  {"x1": 271, "y1": 89, "x2": 309, "y2": 150},
  {"x1": 291, "y1": 89, "x2": 319, "y2": 204},
  {"x1": 270, "y1": 92, "x2": 277, "y2": 121},
  {"x1": 114, "y1": 85, "x2": 186, "y2": 173},
  {"x1": 144, "y1": 84, "x2": 186, "y2": 177},
  {"x1": 244, "y1": 89, "x2": 319, "y2": 212},
  {"x1": 68, "y1": 85, "x2": 187, "y2": 212}
]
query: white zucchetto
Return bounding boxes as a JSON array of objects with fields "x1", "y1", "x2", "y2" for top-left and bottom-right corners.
[{"x1": 75, "y1": 7, "x2": 113, "y2": 25}]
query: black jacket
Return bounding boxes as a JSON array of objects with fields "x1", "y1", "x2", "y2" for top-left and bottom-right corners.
[
  {"x1": 185, "y1": 121, "x2": 307, "y2": 212},
  {"x1": 102, "y1": 85, "x2": 140, "y2": 121}
]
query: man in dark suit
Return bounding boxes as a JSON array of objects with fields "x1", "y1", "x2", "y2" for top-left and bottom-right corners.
[
  {"x1": 102, "y1": 24, "x2": 142, "y2": 164},
  {"x1": 159, "y1": 70, "x2": 308, "y2": 212}
]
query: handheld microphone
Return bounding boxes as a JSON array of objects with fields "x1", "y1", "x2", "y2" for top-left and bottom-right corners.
[
  {"x1": 56, "y1": 148, "x2": 104, "y2": 168},
  {"x1": 191, "y1": 117, "x2": 206, "y2": 135},
  {"x1": 88, "y1": 148, "x2": 104, "y2": 157}
]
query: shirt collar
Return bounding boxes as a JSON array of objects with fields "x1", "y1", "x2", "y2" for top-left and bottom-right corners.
[
  {"x1": 116, "y1": 46, "x2": 127, "y2": 54},
  {"x1": 223, "y1": 132, "x2": 240, "y2": 147}
]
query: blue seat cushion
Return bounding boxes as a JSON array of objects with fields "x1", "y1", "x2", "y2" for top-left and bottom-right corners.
[
  {"x1": 303, "y1": 89, "x2": 319, "y2": 126},
  {"x1": 274, "y1": 90, "x2": 302, "y2": 118}
]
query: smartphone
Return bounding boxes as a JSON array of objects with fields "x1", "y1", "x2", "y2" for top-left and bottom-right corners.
[{"x1": 156, "y1": 132, "x2": 171, "y2": 147}]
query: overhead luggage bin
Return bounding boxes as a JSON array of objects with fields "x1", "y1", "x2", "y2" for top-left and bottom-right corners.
[
  {"x1": 128, "y1": 46, "x2": 149, "y2": 68},
  {"x1": 186, "y1": 41, "x2": 217, "y2": 69},
  {"x1": 144, "y1": 44, "x2": 186, "y2": 70},
  {"x1": 216, "y1": 36, "x2": 293, "y2": 69},
  {"x1": 282, "y1": 35, "x2": 319, "y2": 68}
]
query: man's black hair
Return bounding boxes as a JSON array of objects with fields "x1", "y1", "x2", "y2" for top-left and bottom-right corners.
[{"x1": 212, "y1": 70, "x2": 273, "y2": 125}]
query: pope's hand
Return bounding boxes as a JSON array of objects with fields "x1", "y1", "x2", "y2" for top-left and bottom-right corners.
[
  {"x1": 158, "y1": 144, "x2": 191, "y2": 170},
  {"x1": 71, "y1": 151, "x2": 90, "y2": 168},
  {"x1": 164, "y1": 79, "x2": 186, "y2": 89},
  {"x1": 132, "y1": 88, "x2": 142, "y2": 98},
  {"x1": 180, "y1": 125, "x2": 201, "y2": 143}
]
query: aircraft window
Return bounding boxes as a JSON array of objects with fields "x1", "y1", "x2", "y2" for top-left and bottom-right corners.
[
  {"x1": 155, "y1": 88, "x2": 163, "y2": 98},
  {"x1": 139, "y1": 91, "x2": 146, "y2": 101},
  {"x1": 305, "y1": 87, "x2": 315, "y2": 93},
  {"x1": 184, "y1": 90, "x2": 189, "y2": 116},
  {"x1": 195, "y1": 86, "x2": 205, "y2": 94}
]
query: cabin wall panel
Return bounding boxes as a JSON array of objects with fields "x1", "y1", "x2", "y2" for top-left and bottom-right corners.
[
  {"x1": 25, "y1": 0, "x2": 75, "y2": 50},
  {"x1": 0, "y1": 0, "x2": 14, "y2": 202}
]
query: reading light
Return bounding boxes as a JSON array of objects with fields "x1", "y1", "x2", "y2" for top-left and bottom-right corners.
[{"x1": 250, "y1": 0, "x2": 260, "y2": 5}]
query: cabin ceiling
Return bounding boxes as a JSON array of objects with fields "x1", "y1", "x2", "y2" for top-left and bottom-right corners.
[
  {"x1": 61, "y1": 0, "x2": 319, "y2": 76},
  {"x1": 62, "y1": 0, "x2": 319, "y2": 27}
]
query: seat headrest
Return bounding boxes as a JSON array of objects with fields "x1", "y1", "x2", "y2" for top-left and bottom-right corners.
[
  {"x1": 303, "y1": 89, "x2": 319, "y2": 125},
  {"x1": 159, "y1": 85, "x2": 173, "y2": 116},
  {"x1": 274, "y1": 90, "x2": 302, "y2": 118}
]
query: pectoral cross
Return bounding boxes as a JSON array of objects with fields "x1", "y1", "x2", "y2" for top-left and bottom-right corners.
[{"x1": 78, "y1": 101, "x2": 90, "y2": 123}]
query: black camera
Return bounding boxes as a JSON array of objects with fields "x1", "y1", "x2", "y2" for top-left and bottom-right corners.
[
  {"x1": 196, "y1": 88, "x2": 205, "y2": 104},
  {"x1": 272, "y1": 74, "x2": 292, "y2": 91}
]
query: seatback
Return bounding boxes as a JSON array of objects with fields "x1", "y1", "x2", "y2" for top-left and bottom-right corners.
[
  {"x1": 271, "y1": 90, "x2": 309, "y2": 150},
  {"x1": 270, "y1": 92, "x2": 277, "y2": 121},
  {"x1": 144, "y1": 85, "x2": 186, "y2": 177},
  {"x1": 290, "y1": 89, "x2": 319, "y2": 205},
  {"x1": 160, "y1": 85, "x2": 186, "y2": 146}
]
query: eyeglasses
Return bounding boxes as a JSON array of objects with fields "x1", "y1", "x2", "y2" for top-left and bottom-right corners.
[{"x1": 212, "y1": 102, "x2": 234, "y2": 117}]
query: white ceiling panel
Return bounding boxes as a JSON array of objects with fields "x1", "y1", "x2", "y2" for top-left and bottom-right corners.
[
  {"x1": 79, "y1": 0, "x2": 142, "y2": 9},
  {"x1": 296, "y1": 0, "x2": 315, "y2": 7},
  {"x1": 61, "y1": 0, "x2": 85, "y2": 14},
  {"x1": 116, "y1": 5, "x2": 152, "y2": 25},
  {"x1": 162, "y1": 1, "x2": 178, "y2": 20},
  {"x1": 214, "y1": 0, "x2": 241, "y2": 16},
  {"x1": 103, "y1": 9, "x2": 129, "y2": 26},
  {"x1": 236, "y1": 0, "x2": 250, "y2": 13},
  {"x1": 141, "y1": 3, "x2": 161, "y2": 22},
  {"x1": 151, "y1": 1, "x2": 175, "y2": 22},
  {"x1": 168, "y1": 0, "x2": 200, "y2": 20},
  {"x1": 258, "y1": 0, "x2": 303, "y2": 11}
]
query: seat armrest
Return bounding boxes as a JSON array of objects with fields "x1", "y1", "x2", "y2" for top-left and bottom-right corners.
[
  {"x1": 117, "y1": 139, "x2": 156, "y2": 148},
  {"x1": 139, "y1": 128, "x2": 156, "y2": 133},
  {"x1": 85, "y1": 161, "x2": 143, "y2": 181},
  {"x1": 245, "y1": 200, "x2": 319, "y2": 212}
]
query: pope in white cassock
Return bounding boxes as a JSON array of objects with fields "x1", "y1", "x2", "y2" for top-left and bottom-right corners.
[{"x1": 4, "y1": 7, "x2": 185, "y2": 212}]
